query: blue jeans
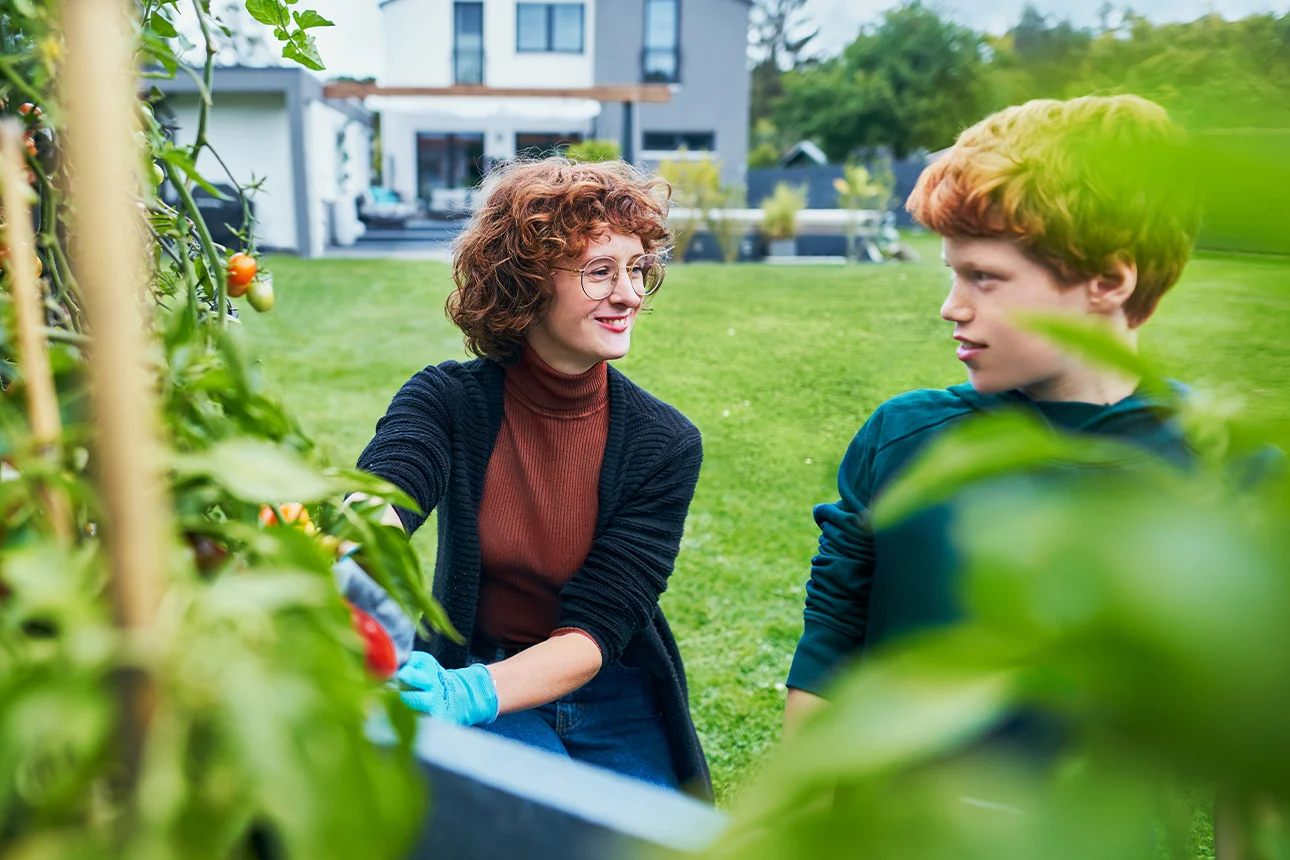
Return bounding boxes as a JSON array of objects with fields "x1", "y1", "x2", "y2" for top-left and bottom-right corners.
[{"x1": 471, "y1": 649, "x2": 679, "y2": 790}]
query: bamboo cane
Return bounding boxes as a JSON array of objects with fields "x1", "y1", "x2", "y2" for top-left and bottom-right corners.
[
  {"x1": 0, "y1": 121, "x2": 72, "y2": 544},
  {"x1": 63, "y1": 0, "x2": 170, "y2": 801}
]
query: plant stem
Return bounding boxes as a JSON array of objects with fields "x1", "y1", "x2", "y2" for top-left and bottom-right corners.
[
  {"x1": 1, "y1": 122, "x2": 73, "y2": 545},
  {"x1": 0, "y1": 54, "x2": 46, "y2": 108},
  {"x1": 189, "y1": 0, "x2": 217, "y2": 159},
  {"x1": 164, "y1": 161, "x2": 227, "y2": 327}
]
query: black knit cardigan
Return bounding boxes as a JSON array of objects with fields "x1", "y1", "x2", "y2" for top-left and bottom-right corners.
[{"x1": 356, "y1": 357, "x2": 712, "y2": 799}]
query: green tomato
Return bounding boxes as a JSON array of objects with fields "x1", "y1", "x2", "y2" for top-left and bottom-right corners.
[
  {"x1": 151, "y1": 162, "x2": 165, "y2": 187},
  {"x1": 246, "y1": 276, "x2": 275, "y2": 312}
]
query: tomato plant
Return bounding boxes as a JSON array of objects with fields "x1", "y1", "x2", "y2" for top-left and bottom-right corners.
[{"x1": 0, "y1": 1, "x2": 444, "y2": 858}]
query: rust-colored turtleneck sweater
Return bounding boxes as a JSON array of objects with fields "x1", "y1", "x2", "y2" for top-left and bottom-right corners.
[{"x1": 475, "y1": 344, "x2": 610, "y2": 647}]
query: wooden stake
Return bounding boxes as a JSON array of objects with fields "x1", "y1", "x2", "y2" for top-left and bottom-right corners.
[
  {"x1": 0, "y1": 121, "x2": 72, "y2": 544},
  {"x1": 63, "y1": 0, "x2": 169, "y2": 799}
]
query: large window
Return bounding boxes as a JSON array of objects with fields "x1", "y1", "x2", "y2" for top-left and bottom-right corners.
[
  {"x1": 515, "y1": 132, "x2": 584, "y2": 158},
  {"x1": 642, "y1": 0, "x2": 679, "y2": 83},
  {"x1": 454, "y1": 2, "x2": 484, "y2": 85},
  {"x1": 417, "y1": 133, "x2": 485, "y2": 199},
  {"x1": 517, "y1": 3, "x2": 584, "y2": 53},
  {"x1": 642, "y1": 130, "x2": 714, "y2": 152}
]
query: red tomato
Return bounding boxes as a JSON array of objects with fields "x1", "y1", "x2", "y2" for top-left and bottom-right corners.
[{"x1": 349, "y1": 603, "x2": 398, "y2": 679}]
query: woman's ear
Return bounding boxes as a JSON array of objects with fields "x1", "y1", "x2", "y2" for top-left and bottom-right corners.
[{"x1": 1088, "y1": 255, "x2": 1138, "y2": 317}]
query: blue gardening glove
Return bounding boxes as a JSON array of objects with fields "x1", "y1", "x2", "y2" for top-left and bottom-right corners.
[
  {"x1": 332, "y1": 555, "x2": 417, "y2": 667},
  {"x1": 397, "y1": 651, "x2": 500, "y2": 726}
]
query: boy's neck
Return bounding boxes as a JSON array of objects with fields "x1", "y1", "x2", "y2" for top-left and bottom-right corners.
[
  {"x1": 1019, "y1": 371, "x2": 1140, "y2": 405},
  {"x1": 1018, "y1": 318, "x2": 1141, "y2": 405}
]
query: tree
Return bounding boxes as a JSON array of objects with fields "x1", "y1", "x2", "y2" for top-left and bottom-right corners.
[
  {"x1": 749, "y1": 0, "x2": 818, "y2": 130},
  {"x1": 775, "y1": 2, "x2": 988, "y2": 160}
]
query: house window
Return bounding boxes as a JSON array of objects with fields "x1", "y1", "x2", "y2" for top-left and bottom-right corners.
[
  {"x1": 517, "y1": 3, "x2": 585, "y2": 53},
  {"x1": 417, "y1": 132, "x2": 485, "y2": 199},
  {"x1": 516, "y1": 132, "x2": 585, "y2": 157},
  {"x1": 643, "y1": 0, "x2": 679, "y2": 83},
  {"x1": 454, "y1": 2, "x2": 484, "y2": 85},
  {"x1": 642, "y1": 131, "x2": 714, "y2": 152}
]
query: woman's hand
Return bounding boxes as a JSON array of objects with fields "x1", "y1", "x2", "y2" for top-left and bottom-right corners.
[{"x1": 397, "y1": 652, "x2": 500, "y2": 726}]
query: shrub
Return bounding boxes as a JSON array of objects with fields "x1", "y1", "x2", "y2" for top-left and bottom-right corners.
[
  {"x1": 564, "y1": 139, "x2": 621, "y2": 163},
  {"x1": 659, "y1": 149, "x2": 721, "y2": 262},
  {"x1": 760, "y1": 181, "x2": 808, "y2": 241},
  {"x1": 706, "y1": 183, "x2": 749, "y2": 263}
]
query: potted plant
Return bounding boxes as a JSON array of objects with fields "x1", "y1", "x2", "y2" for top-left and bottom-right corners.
[
  {"x1": 760, "y1": 181, "x2": 807, "y2": 258},
  {"x1": 834, "y1": 161, "x2": 893, "y2": 262},
  {"x1": 659, "y1": 150, "x2": 721, "y2": 262}
]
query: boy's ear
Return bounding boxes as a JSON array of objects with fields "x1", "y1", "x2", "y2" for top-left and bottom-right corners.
[{"x1": 1087, "y1": 256, "x2": 1138, "y2": 316}]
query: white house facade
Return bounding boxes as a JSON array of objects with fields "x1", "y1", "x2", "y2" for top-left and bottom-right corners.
[
  {"x1": 376, "y1": 0, "x2": 603, "y2": 211},
  {"x1": 374, "y1": 0, "x2": 750, "y2": 212},
  {"x1": 157, "y1": 66, "x2": 373, "y2": 257}
]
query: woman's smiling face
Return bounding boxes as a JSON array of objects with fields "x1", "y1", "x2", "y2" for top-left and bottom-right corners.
[{"x1": 525, "y1": 232, "x2": 646, "y2": 374}]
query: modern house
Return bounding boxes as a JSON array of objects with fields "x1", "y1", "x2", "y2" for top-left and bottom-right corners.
[
  {"x1": 594, "y1": 0, "x2": 750, "y2": 185},
  {"x1": 370, "y1": 0, "x2": 751, "y2": 212},
  {"x1": 156, "y1": 66, "x2": 373, "y2": 257}
]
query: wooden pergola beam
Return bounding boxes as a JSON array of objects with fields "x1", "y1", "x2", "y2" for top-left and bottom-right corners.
[{"x1": 322, "y1": 81, "x2": 672, "y2": 103}]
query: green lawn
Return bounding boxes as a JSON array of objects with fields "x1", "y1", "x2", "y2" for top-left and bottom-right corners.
[{"x1": 242, "y1": 236, "x2": 1290, "y2": 806}]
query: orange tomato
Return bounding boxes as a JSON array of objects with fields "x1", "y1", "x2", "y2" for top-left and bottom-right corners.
[
  {"x1": 226, "y1": 252, "x2": 257, "y2": 289},
  {"x1": 259, "y1": 502, "x2": 310, "y2": 528}
]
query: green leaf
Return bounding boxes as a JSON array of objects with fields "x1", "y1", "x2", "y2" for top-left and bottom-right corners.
[
  {"x1": 142, "y1": 32, "x2": 180, "y2": 76},
  {"x1": 205, "y1": 569, "x2": 329, "y2": 617},
  {"x1": 172, "y1": 438, "x2": 337, "y2": 504},
  {"x1": 871, "y1": 411, "x2": 1164, "y2": 528},
  {"x1": 292, "y1": 9, "x2": 335, "y2": 28},
  {"x1": 244, "y1": 0, "x2": 288, "y2": 28},
  {"x1": 281, "y1": 30, "x2": 326, "y2": 71},
  {"x1": 149, "y1": 13, "x2": 179, "y2": 38},
  {"x1": 325, "y1": 468, "x2": 420, "y2": 515},
  {"x1": 177, "y1": 32, "x2": 196, "y2": 52},
  {"x1": 731, "y1": 630, "x2": 1018, "y2": 828},
  {"x1": 1019, "y1": 314, "x2": 1172, "y2": 400},
  {"x1": 158, "y1": 147, "x2": 230, "y2": 200}
]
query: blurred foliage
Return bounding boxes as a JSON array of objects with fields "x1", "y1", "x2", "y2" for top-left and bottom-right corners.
[
  {"x1": 0, "y1": 0, "x2": 438, "y2": 856},
  {"x1": 705, "y1": 184, "x2": 748, "y2": 265},
  {"x1": 834, "y1": 161, "x2": 892, "y2": 261},
  {"x1": 765, "y1": 2, "x2": 1290, "y2": 159},
  {"x1": 773, "y1": 2, "x2": 989, "y2": 160},
  {"x1": 759, "y1": 182, "x2": 806, "y2": 242},
  {"x1": 659, "y1": 150, "x2": 721, "y2": 263},
  {"x1": 705, "y1": 320, "x2": 1290, "y2": 860},
  {"x1": 564, "y1": 138, "x2": 621, "y2": 164}
]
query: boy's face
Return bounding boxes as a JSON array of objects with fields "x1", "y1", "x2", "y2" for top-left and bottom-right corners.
[{"x1": 940, "y1": 237, "x2": 1092, "y2": 399}]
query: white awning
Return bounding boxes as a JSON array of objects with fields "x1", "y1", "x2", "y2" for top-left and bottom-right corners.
[{"x1": 365, "y1": 95, "x2": 602, "y2": 121}]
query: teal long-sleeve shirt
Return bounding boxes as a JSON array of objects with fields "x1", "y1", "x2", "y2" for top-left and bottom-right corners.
[{"x1": 786, "y1": 382, "x2": 1194, "y2": 696}]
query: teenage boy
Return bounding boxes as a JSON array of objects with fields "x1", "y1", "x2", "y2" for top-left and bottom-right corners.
[{"x1": 784, "y1": 95, "x2": 1200, "y2": 732}]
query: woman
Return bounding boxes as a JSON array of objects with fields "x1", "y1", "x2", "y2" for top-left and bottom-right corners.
[{"x1": 354, "y1": 158, "x2": 709, "y2": 797}]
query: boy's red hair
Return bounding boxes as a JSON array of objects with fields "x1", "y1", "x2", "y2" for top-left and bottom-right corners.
[{"x1": 907, "y1": 95, "x2": 1199, "y2": 326}]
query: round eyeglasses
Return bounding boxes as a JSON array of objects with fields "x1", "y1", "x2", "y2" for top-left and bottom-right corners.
[{"x1": 552, "y1": 254, "x2": 666, "y2": 301}]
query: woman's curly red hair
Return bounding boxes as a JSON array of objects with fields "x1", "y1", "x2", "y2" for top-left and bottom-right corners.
[{"x1": 447, "y1": 157, "x2": 672, "y2": 363}]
